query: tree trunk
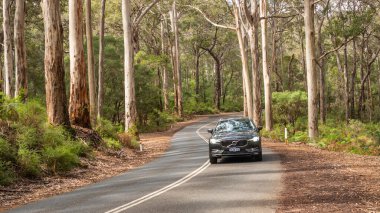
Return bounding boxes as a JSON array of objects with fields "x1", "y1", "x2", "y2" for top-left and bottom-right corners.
[
  {"x1": 172, "y1": 1, "x2": 183, "y2": 117},
  {"x1": 3, "y1": 0, "x2": 14, "y2": 97},
  {"x1": 97, "y1": 0, "x2": 106, "y2": 118},
  {"x1": 304, "y1": 0, "x2": 318, "y2": 139},
  {"x1": 343, "y1": 41, "x2": 350, "y2": 123},
  {"x1": 42, "y1": 0, "x2": 70, "y2": 126},
  {"x1": 247, "y1": 0, "x2": 262, "y2": 126},
  {"x1": 234, "y1": 5, "x2": 253, "y2": 119},
  {"x1": 213, "y1": 60, "x2": 221, "y2": 110},
  {"x1": 14, "y1": 0, "x2": 27, "y2": 100},
  {"x1": 122, "y1": 0, "x2": 137, "y2": 132},
  {"x1": 260, "y1": 0, "x2": 272, "y2": 130},
  {"x1": 195, "y1": 52, "x2": 200, "y2": 96},
  {"x1": 160, "y1": 19, "x2": 169, "y2": 111},
  {"x1": 69, "y1": 0, "x2": 91, "y2": 128},
  {"x1": 85, "y1": 0, "x2": 96, "y2": 125},
  {"x1": 350, "y1": 39, "x2": 357, "y2": 119}
]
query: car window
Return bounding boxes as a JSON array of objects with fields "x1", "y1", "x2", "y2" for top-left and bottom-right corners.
[{"x1": 215, "y1": 119, "x2": 256, "y2": 133}]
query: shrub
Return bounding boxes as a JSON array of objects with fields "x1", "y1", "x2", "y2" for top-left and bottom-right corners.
[
  {"x1": 0, "y1": 161, "x2": 15, "y2": 185},
  {"x1": 96, "y1": 118, "x2": 122, "y2": 140},
  {"x1": 42, "y1": 142, "x2": 83, "y2": 174},
  {"x1": 16, "y1": 126, "x2": 40, "y2": 150},
  {"x1": 0, "y1": 137, "x2": 16, "y2": 162},
  {"x1": 14, "y1": 100, "x2": 46, "y2": 128},
  {"x1": 17, "y1": 148, "x2": 41, "y2": 177},
  {"x1": 104, "y1": 138, "x2": 122, "y2": 150},
  {"x1": 118, "y1": 133, "x2": 139, "y2": 149}
]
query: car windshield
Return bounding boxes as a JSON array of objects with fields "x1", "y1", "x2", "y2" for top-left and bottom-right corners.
[{"x1": 214, "y1": 119, "x2": 256, "y2": 133}]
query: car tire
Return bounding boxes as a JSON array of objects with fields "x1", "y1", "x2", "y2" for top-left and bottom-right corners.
[
  {"x1": 209, "y1": 153, "x2": 217, "y2": 164},
  {"x1": 256, "y1": 152, "x2": 263, "y2": 161}
]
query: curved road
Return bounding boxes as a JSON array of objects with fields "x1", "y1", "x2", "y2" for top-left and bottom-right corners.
[{"x1": 8, "y1": 115, "x2": 283, "y2": 213}]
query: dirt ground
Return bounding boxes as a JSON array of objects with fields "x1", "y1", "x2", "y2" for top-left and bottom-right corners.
[
  {"x1": 0, "y1": 117, "x2": 203, "y2": 211},
  {"x1": 264, "y1": 139, "x2": 380, "y2": 213}
]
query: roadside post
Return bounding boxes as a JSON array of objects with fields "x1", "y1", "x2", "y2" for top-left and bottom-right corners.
[{"x1": 285, "y1": 127, "x2": 289, "y2": 145}]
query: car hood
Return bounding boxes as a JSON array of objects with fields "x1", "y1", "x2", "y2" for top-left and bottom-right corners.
[{"x1": 212, "y1": 131, "x2": 258, "y2": 140}]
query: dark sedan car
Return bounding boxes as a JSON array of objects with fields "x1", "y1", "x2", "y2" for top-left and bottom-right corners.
[{"x1": 207, "y1": 118, "x2": 262, "y2": 164}]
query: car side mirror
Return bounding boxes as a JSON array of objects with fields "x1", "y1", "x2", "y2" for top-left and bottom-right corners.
[
  {"x1": 207, "y1": 129, "x2": 214, "y2": 134},
  {"x1": 257, "y1": 126, "x2": 263, "y2": 131}
]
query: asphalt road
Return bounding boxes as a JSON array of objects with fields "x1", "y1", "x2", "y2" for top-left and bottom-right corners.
[{"x1": 8, "y1": 115, "x2": 283, "y2": 213}]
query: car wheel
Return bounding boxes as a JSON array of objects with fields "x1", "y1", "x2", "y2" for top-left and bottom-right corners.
[
  {"x1": 256, "y1": 152, "x2": 263, "y2": 161},
  {"x1": 209, "y1": 153, "x2": 217, "y2": 164}
]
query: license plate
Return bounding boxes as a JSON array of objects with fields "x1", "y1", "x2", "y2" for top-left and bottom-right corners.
[{"x1": 229, "y1": 147, "x2": 240, "y2": 152}]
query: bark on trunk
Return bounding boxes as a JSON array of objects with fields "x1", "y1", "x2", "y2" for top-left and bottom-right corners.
[
  {"x1": 122, "y1": 0, "x2": 137, "y2": 132},
  {"x1": 42, "y1": 0, "x2": 70, "y2": 126},
  {"x1": 69, "y1": 0, "x2": 91, "y2": 128},
  {"x1": 85, "y1": 0, "x2": 97, "y2": 125},
  {"x1": 97, "y1": 0, "x2": 106, "y2": 118},
  {"x1": 3, "y1": 0, "x2": 14, "y2": 97},
  {"x1": 172, "y1": 1, "x2": 183, "y2": 117},
  {"x1": 14, "y1": 0, "x2": 27, "y2": 100},
  {"x1": 234, "y1": 5, "x2": 253, "y2": 119},
  {"x1": 350, "y1": 39, "x2": 357, "y2": 118},
  {"x1": 304, "y1": 0, "x2": 318, "y2": 139},
  {"x1": 213, "y1": 60, "x2": 221, "y2": 110},
  {"x1": 260, "y1": 0, "x2": 272, "y2": 130},
  {"x1": 160, "y1": 20, "x2": 169, "y2": 111}
]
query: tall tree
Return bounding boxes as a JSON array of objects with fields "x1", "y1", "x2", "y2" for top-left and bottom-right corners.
[
  {"x1": 41, "y1": 0, "x2": 70, "y2": 126},
  {"x1": 304, "y1": 0, "x2": 318, "y2": 138},
  {"x1": 122, "y1": 0, "x2": 137, "y2": 132},
  {"x1": 69, "y1": 0, "x2": 91, "y2": 128},
  {"x1": 171, "y1": 1, "x2": 183, "y2": 117},
  {"x1": 260, "y1": 0, "x2": 272, "y2": 130},
  {"x1": 3, "y1": 0, "x2": 14, "y2": 97},
  {"x1": 160, "y1": 18, "x2": 169, "y2": 111},
  {"x1": 85, "y1": 0, "x2": 96, "y2": 125},
  {"x1": 242, "y1": 0, "x2": 262, "y2": 125},
  {"x1": 97, "y1": 0, "x2": 106, "y2": 118},
  {"x1": 14, "y1": 0, "x2": 27, "y2": 100}
]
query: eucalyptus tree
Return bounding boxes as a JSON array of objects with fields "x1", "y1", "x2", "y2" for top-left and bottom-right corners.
[
  {"x1": 41, "y1": 0, "x2": 70, "y2": 126},
  {"x1": 3, "y1": 0, "x2": 14, "y2": 97},
  {"x1": 97, "y1": 0, "x2": 106, "y2": 118},
  {"x1": 69, "y1": 0, "x2": 91, "y2": 128},
  {"x1": 14, "y1": 0, "x2": 27, "y2": 100}
]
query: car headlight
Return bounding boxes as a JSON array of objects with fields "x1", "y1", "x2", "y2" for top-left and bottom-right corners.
[
  {"x1": 248, "y1": 136, "x2": 260, "y2": 142},
  {"x1": 209, "y1": 138, "x2": 221, "y2": 144}
]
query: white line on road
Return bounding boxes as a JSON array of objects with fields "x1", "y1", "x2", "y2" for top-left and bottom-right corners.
[{"x1": 105, "y1": 120, "x2": 216, "y2": 213}]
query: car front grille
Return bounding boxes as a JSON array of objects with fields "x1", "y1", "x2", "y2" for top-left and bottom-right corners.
[{"x1": 221, "y1": 140, "x2": 247, "y2": 147}]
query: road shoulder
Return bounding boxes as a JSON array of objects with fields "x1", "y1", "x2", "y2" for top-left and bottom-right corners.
[{"x1": 264, "y1": 138, "x2": 380, "y2": 212}]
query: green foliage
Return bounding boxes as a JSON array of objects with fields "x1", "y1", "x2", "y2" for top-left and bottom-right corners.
[
  {"x1": 17, "y1": 148, "x2": 41, "y2": 177},
  {"x1": 184, "y1": 97, "x2": 218, "y2": 115},
  {"x1": 272, "y1": 91, "x2": 307, "y2": 127},
  {"x1": 0, "y1": 161, "x2": 15, "y2": 185},
  {"x1": 104, "y1": 138, "x2": 122, "y2": 150},
  {"x1": 42, "y1": 142, "x2": 84, "y2": 174},
  {"x1": 96, "y1": 118, "x2": 123, "y2": 140}
]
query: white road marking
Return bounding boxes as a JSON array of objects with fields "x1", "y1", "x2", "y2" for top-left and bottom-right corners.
[{"x1": 105, "y1": 120, "x2": 217, "y2": 213}]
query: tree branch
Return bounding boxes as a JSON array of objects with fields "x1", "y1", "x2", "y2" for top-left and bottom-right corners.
[
  {"x1": 133, "y1": 0, "x2": 160, "y2": 26},
  {"x1": 317, "y1": 37, "x2": 354, "y2": 61},
  {"x1": 185, "y1": 5, "x2": 236, "y2": 30}
]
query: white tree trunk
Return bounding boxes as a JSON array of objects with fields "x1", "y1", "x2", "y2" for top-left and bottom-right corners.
[
  {"x1": 122, "y1": 0, "x2": 137, "y2": 132},
  {"x1": 234, "y1": 5, "x2": 253, "y2": 119},
  {"x1": 85, "y1": 0, "x2": 97, "y2": 125},
  {"x1": 304, "y1": 0, "x2": 318, "y2": 138},
  {"x1": 3, "y1": 0, "x2": 14, "y2": 97},
  {"x1": 14, "y1": 0, "x2": 27, "y2": 99},
  {"x1": 160, "y1": 20, "x2": 169, "y2": 111},
  {"x1": 97, "y1": 0, "x2": 106, "y2": 118},
  {"x1": 260, "y1": 0, "x2": 272, "y2": 130},
  {"x1": 172, "y1": 1, "x2": 183, "y2": 117}
]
